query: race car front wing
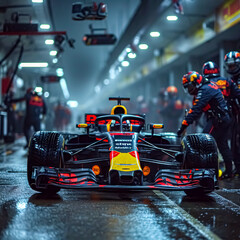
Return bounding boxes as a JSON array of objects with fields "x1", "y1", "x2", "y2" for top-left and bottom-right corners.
[{"x1": 30, "y1": 167, "x2": 216, "y2": 191}]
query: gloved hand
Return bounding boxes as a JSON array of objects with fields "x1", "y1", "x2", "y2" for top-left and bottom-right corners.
[
  {"x1": 177, "y1": 128, "x2": 183, "y2": 137},
  {"x1": 177, "y1": 125, "x2": 187, "y2": 137}
]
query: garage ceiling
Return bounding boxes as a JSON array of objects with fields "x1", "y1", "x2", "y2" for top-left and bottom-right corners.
[{"x1": 0, "y1": 0, "x2": 227, "y2": 108}]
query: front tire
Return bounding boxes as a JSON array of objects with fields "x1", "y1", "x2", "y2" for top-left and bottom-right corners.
[
  {"x1": 182, "y1": 133, "x2": 218, "y2": 196},
  {"x1": 27, "y1": 131, "x2": 64, "y2": 194}
]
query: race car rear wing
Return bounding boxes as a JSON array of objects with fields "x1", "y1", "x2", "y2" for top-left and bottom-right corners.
[{"x1": 109, "y1": 97, "x2": 130, "y2": 105}]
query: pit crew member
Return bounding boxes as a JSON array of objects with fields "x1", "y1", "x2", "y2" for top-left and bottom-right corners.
[
  {"x1": 202, "y1": 61, "x2": 240, "y2": 176},
  {"x1": 177, "y1": 71, "x2": 233, "y2": 178}
]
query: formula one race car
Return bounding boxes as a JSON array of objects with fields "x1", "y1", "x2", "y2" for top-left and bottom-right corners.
[{"x1": 27, "y1": 97, "x2": 219, "y2": 196}]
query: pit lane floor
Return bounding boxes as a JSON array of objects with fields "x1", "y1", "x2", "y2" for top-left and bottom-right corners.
[{"x1": 0, "y1": 139, "x2": 240, "y2": 240}]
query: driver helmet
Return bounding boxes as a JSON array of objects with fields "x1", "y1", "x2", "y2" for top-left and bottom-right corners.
[
  {"x1": 224, "y1": 51, "x2": 240, "y2": 76},
  {"x1": 166, "y1": 86, "x2": 178, "y2": 98},
  {"x1": 182, "y1": 71, "x2": 204, "y2": 95},
  {"x1": 202, "y1": 61, "x2": 220, "y2": 78}
]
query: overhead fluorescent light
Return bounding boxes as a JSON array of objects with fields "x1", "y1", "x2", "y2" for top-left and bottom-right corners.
[
  {"x1": 45, "y1": 39, "x2": 54, "y2": 45},
  {"x1": 32, "y1": 0, "x2": 43, "y2": 2},
  {"x1": 121, "y1": 61, "x2": 129, "y2": 67},
  {"x1": 133, "y1": 36, "x2": 140, "y2": 45},
  {"x1": 44, "y1": 92, "x2": 50, "y2": 98},
  {"x1": 52, "y1": 58, "x2": 58, "y2": 64},
  {"x1": 128, "y1": 52, "x2": 136, "y2": 59},
  {"x1": 60, "y1": 78, "x2": 70, "y2": 99},
  {"x1": 95, "y1": 85, "x2": 101, "y2": 93},
  {"x1": 35, "y1": 87, "x2": 42, "y2": 93},
  {"x1": 126, "y1": 47, "x2": 131, "y2": 53},
  {"x1": 40, "y1": 24, "x2": 50, "y2": 30},
  {"x1": 150, "y1": 31, "x2": 160, "y2": 37},
  {"x1": 167, "y1": 16, "x2": 178, "y2": 21},
  {"x1": 118, "y1": 55, "x2": 124, "y2": 62},
  {"x1": 109, "y1": 68, "x2": 116, "y2": 79},
  {"x1": 139, "y1": 44, "x2": 148, "y2": 50},
  {"x1": 19, "y1": 62, "x2": 48, "y2": 68},
  {"x1": 16, "y1": 77, "x2": 24, "y2": 88},
  {"x1": 50, "y1": 50, "x2": 57, "y2": 56},
  {"x1": 104, "y1": 79, "x2": 110, "y2": 85},
  {"x1": 56, "y1": 68, "x2": 64, "y2": 77},
  {"x1": 67, "y1": 100, "x2": 78, "y2": 108}
]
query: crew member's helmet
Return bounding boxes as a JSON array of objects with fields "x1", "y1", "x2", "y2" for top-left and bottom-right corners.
[
  {"x1": 202, "y1": 61, "x2": 220, "y2": 78},
  {"x1": 224, "y1": 51, "x2": 240, "y2": 76},
  {"x1": 166, "y1": 86, "x2": 178, "y2": 97},
  {"x1": 182, "y1": 71, "x2": 204, "y2": 95}
]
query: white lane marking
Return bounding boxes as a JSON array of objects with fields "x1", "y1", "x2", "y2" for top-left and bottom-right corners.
[
  {"x1": 221, "y1": 188, "x2": 240, "y2": 193},
  {"x1": 211, "y1": 192, "x2": 240, "y2": 214},
  {"x1": 153, "y1": 191, "x2": 221, "y2": 240}
]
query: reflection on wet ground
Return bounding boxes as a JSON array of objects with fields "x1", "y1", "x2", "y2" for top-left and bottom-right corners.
[{"x1": 0, "y1": 139, "x2": 239, "y2": 239}]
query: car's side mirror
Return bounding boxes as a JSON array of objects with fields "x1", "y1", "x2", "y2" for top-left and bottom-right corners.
[
  {"x1": 149, "y1": 123, "x2": 164, "y2": 135},
  {"x1": 76, "y1": 123, "x2": 91, "y2": 134},
  {"x1": 76, "y1": 123, "x2": 89, "y2": 128}
]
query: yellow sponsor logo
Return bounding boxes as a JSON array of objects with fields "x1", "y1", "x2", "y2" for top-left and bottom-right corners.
[
  {"x1": 110, "y1": 152, "x2": 142, "y2": 172},
  {"x1": 216, "y1": 80, "x2": 226, "y2": 86}
]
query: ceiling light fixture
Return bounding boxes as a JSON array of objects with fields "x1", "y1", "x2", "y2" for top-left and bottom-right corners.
[
  {"x1": 35, "y1": 87, "x2": 43, "y2": 93},
  {"x1": 104, "y1": 79, "x2": 110, "y2": 85},
  {"x1": 32, "y1": 0, "x2": 43, "y2": 2},
  {"x1": 67, "y1": 100, "x2": 78, "y2": 108},
  {"x1": 133, "y1": 36, "x2": 140, "y2": 45},
  {"x1": 45, "y1": 39, "x2": 54, "y2": 45},
  {"x1": 56, "y1": 68, "x2": 64, "y2": 77},
  {"x1": 49, "y1": 50, "x2": 57, "y2": 56},
  {"x1": 139, "y1": 44, "x2": 148, "y2": 50},
  {"x1": 19, "y1": 62, "x2": 48, "y2": 68},
  {"x1": 60, "y1": 78, "x2": 70, "y2": 99},
  {"x1": 167, "y1": 16, "x2": 178, "y2": 21},
  {"x1": 95, "y1": 85, "x2": 101, "y2": 93},
  {"x1": 121, "y1": 61, "x2": 129, "y2": 67},
  {"x1": 109, "y1": 68, "x2": 116, "y2": 79},
  {"x1": 16, "y1": 77, "x2": 24, "y2": 88},
  {"x1": 40, "y1": 24, "x2": 50, "y2": 30},
  {"x1": 150, "y1": 32, "x2": 160, "y2": 37},
  {"x1": 126, "y1": 47, "x2": 131, "y2": 52},
  {"x1": 128, "y1": 52, "x2": 136, "y2": 59},
  {"x1": 52, "y1": 58, "x2": 58, "y2": 64},
  {"x1": 118, "y1": 55, "x2": 124, "y2": 62},
  {"x1": 44, "y1": 92, "x2": 50, "y2": 98}
]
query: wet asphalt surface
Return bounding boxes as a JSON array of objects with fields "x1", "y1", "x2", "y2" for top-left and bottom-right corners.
[{"x1": 0, "y1": 139, "x2": 240, "y2": 240}]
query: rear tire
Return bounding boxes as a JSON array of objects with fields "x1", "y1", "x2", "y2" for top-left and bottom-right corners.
[
  {"x1": 27, "y1": 131, "x2": 64, "y2": 194},
  {"x1": 182, "y1": 133, "x2": 218, "y2": 196}
]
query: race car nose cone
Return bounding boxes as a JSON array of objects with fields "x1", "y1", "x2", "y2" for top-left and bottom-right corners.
[{"x1": 109, "y1": 170, "x2": 143, "y2": 185}]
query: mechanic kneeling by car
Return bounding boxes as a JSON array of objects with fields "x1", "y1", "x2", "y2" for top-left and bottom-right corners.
[{"x1": 177, "y1": 71, "x2": 234, "y2": 179}]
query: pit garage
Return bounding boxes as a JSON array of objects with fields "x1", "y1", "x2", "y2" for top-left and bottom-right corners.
[{"x1": 0, "y1": 0, "x2": 240, "y2": 239}]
